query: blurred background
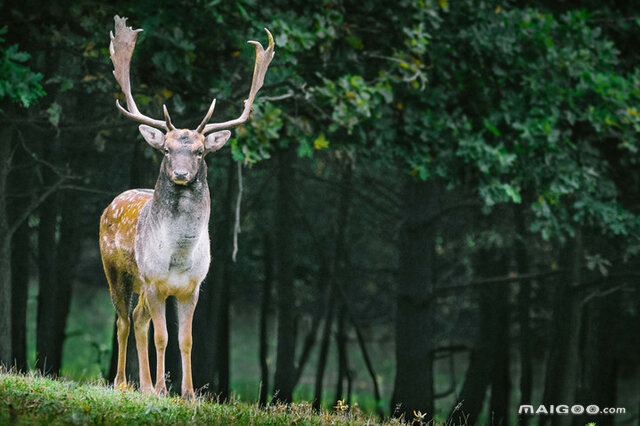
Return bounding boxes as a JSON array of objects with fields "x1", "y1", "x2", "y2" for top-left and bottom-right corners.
[{"x1": 1, "y1": 0, "x2": 640, "y2": 424}]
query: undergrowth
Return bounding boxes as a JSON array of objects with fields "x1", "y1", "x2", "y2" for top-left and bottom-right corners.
[{"x1": 0, "y1": 370, "x2": 398, "y2": 425}]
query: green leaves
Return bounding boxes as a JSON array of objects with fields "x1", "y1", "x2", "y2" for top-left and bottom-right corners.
[
  {"x1": 412, "y1": 5, "x2": 640, "y2": 241},
  {"x1": 479, "y1": 182, "x2": 521, "y2": 207},
  {"x1": 46, "y1": 103, "x2": 62, "y2": 128},
  {"x1": 233, "y1": 102, "x2": 283, "y2": 165},
  {"x1": 0, "y1": 27, "x2": 46, "y2": 108},
  {"x1": 311, "y1": 74, "x2": 392, "y2": 134},
  {"x1": 297, "y1": 140, "x2": 314, "y2": 158},
  {"x1": 313, "y1": 133, "x2": 329, "y2": 150},
  {"x1": 483, "y1": 119, "x2": 501, "y2": 137}
]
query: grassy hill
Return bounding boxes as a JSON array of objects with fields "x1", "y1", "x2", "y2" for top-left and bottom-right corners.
[{"x1": 0, "y1": 371, "x2": 387, "y2": 425}]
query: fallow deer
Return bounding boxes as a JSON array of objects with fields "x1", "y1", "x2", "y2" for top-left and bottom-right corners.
[{"x1": 99, "y1": 15, "x2": 274, "y2": 398}]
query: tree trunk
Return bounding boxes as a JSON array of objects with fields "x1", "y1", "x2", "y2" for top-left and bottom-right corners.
[
  {"x1": 35, "y1": 205, "x2": 58, "y2": 373},
  {"x1": 391, "y1": 179, "x2": 438, "y2": 421},
  {"x1": 574, "y1": 291, "x2": 619, "y2": 426},
  {"x1": 273, "y1": 145, "x2": 297, "y2": 403},
  {"x1": 449, "y1": 285, "x2": 494, "y2": 424},
  {"x1": 0, "y1": 231, "x2": 10, "y2": 367},
  {"x1": 36, "y1": 119, "x2": 83, "y2": 375},
  {"x1": 449, "y1": 251, "x2": 508, "y2": 425},
  {"x1": 211, "y1": 158, "x2": 235, "y2": 398},
  {"x1": 292, "y1": 260, "x2": 328, "y2": 388},
  {"x1": 313, "y1": 287, "x2": 336, "y2": 410},
  {"x1": 10, "y1": 216, "x2": 29, "y2": 372},
  {"x1": 258, "y1": 234, "x2": 273, "y2": 406},
  {"x1": 334, "y1": 303, "x2": 349, "y2": 405},
  {"x1": 35, "y1": 137, "x2": 60, "y2": 374},
  {"x1": 0, "y1": 127, "x2": 12, "y2": 366},
  {"x1": 33, "y1": 49, "x2": 74, "y2": 376},
  {"x1": 313, "y1": 163, "x2": 353, "y2": 410},
  {"x1": 350, "y1": 308, "x2": 384, "y2": 416},
  {"x1": 541, "y1": 230, "x2": 583, "y2": 426},
  {"x1": 191, "y1": 261, "x2": 216, "y2": 391},
  {"x1": 490, "y1": 279, "x2": 510, "y2": 425},
  {"x1": 214, "y1": 263, "x2": 231, "y2": 399},
  {"x1": 9, "y1": 133, "x2": 30, "y2": 372},
  {"x1": 514, "y1": 205, "x2": 533, "y2": 426},
  {"x1": 42, "y1": 188, "x2": 80, "y2": 375}
]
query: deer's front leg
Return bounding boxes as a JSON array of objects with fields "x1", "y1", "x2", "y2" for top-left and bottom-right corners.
[
  {"x1": 177, "y1": 287, "x2": 199, "y2": 399},
  {"x1": 145, "y1": 287, "x2": 168, "y2": 396}
]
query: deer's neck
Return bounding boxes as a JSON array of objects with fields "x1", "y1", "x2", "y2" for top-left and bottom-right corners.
[
  {"x1": 148, "y1": 161, "x2": 210, "y2": 239},
  {"x1": 135, "y1": 160, "x2": 211, "y2": 285}
]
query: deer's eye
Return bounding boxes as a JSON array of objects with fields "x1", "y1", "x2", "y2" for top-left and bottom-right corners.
[
  {"x1": 197, "y1": 149, "x2": 204, "y2": 157},
  {"x1": 164, "y1": 147, "x2": 170, "y2": 155}
]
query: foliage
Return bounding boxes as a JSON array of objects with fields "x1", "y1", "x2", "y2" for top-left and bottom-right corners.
[
  {"x1": 223, "y1": 1, "x2": 640, "y2": 245},
  {"x1": 387, "y1": 4, "x2": 640, "y2": 242},
  {"x1": 0, "y1": 26, "x2": 45, "y2": 108}
]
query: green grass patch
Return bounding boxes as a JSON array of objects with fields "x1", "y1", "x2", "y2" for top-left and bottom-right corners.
[{"x1": 0, "y1": 372, "x2": 385, "y2": 425}]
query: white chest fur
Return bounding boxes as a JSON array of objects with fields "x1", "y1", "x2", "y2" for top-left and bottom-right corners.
[{"x1": 135, "y1": 212, "x2": 211, "y2": 295}]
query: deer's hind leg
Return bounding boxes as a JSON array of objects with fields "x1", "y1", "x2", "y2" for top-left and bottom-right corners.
[
  {"x1": 133, "y1": 291, "x2": 153, "y2": 393},
  {"x1": 105, "y1": 263, "x2": 133, "y2": 389}
]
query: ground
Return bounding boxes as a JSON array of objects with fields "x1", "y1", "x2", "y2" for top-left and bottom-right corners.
[{"x1": 0, "y1": 371, "x2": 384, "y2": 425}]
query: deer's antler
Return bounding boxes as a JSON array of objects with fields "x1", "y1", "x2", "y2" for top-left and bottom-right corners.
[
  {"x1": 197, "y1": 29, "x2": 275, "y2": 134},
  {"x1": 110, "y1": 15, "x2": 175, "y2": 131}
]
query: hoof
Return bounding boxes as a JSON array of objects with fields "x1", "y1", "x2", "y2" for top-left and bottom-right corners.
[
  {"x1": 155, "y1": 386, "x2": 168, "y2": 396},
  {"x1": 140, "y1": 384, "x2": 154, "y2": 394},
  {"x1": 182, "y1": 390, "x2": 195, "y2": 401}
]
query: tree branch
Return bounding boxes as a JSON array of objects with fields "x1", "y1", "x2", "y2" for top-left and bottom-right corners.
[
  {"x1": 59, "y1": 184, "x2": 120, "y2": 196},
  {"x1": 294, "y1": 166, "x2": 400, "y2": 219},
  {"x1": 232, "y1": 161, "x2": 243, "y2": 262},
  {"x1": 435, "y1": 269, "x2": 564, "y2": 297},
  {"x1": 8, "y1": 176, "x2": 68, "y2": 237},
  {"x1": 14, "y1": 128, "x2": 67, "y2": 177},
  {"x1": 261, "y1": 90, "x2": 295, "y2": 102}
]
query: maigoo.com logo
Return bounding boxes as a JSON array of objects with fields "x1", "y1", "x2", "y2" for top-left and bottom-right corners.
[{"x1": 518, "y1": 405, "x2": 626, "y2": 415}]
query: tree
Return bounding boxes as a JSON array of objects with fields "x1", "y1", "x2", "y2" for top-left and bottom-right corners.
[{"x1": 0, "y1": 25, "x2": 46, "y2": 366}]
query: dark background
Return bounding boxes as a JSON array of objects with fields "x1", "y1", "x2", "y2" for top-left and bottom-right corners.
[{"x1": 1, "y1": 0, "x2": 640, "y2": 424}]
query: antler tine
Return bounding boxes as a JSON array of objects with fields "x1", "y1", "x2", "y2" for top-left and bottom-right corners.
[
  {"x1": 110, "y1": 15, "x2": 169, "y2": 130},
  {"x1": 200, "y1": 28, "x2": 275, "y2": 134},
  {"x1": 163, "y1": 104, "x2": 176, "y2": 130},
  {"x1": 196, "y1": 99, "x2": 217, "y2": 133}
]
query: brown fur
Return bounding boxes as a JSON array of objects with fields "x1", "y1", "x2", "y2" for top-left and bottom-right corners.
[
  {"x1": 100, "y1": 189, "x2": 152, "y2": 387},
  {"x1": 100, "y1": 189, "x2": 153, "y2": 294}
]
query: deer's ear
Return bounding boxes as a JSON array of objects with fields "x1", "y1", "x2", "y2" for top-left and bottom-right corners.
[
  {"x1": 139, "y1": 125, "x2": 165, "y2": 150},
  {"x1": 204, "y1": 130, "x2": 231, "y2": 152}
]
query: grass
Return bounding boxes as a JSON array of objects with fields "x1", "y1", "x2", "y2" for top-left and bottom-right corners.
[{"x1": 0, "y1": 371, "x2": 388, "y2": 425}]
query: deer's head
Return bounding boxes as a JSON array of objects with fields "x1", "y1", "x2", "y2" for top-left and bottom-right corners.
[
  {"x1": 109, "y1": 15, "x2": 274, "y2": 186},
  {"x1": 139, "y1": 127, "x2": 230, "y2": 185}
]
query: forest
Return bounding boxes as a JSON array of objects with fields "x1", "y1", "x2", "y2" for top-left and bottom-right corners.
[{"x1": 1, "y1": 0, "x2": 640, "y2": 425}]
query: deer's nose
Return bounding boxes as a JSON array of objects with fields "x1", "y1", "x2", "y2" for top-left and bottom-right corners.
[{"x1": 173, "y1": 170, "x2": 190, "y2": 183}]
